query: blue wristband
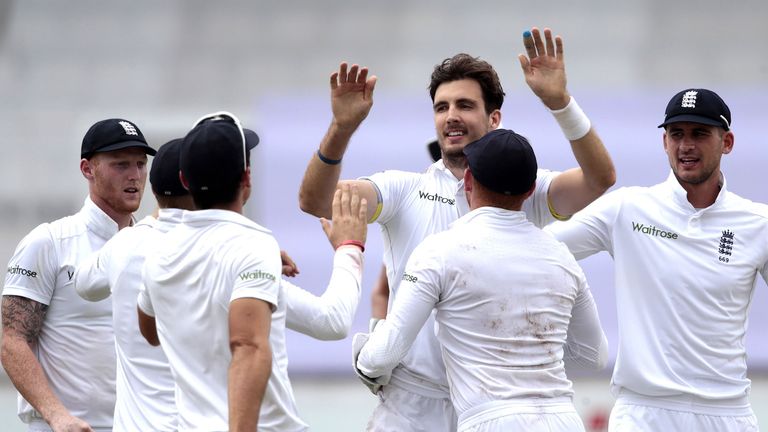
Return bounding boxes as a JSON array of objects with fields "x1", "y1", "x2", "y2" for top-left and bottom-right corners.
[{"x1": 317, "y1": 149, "x2": 342, "y2": 165}]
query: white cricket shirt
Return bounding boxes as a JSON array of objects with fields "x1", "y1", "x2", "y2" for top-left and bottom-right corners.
[
  {"x1": 283, "y1": 245, "x2": 364, "y2": 340},
  {"x1": 547, "y1": 172, "x2": 768, "y2": 408},
  {"x1": 358, "y1": 207, "x2": 606, "y2": 417},
  {"x1": 364, "y1": 160, "x2": 558, "y2": 397},
  {"x1": 74, "y1": 208, "x2": 182, "y2": 432},
  {"x1": 3, "y1": 197, "x2": 118, "y2": 429},
  {"x1": 138, "y1": 209, "x2": 306, "y2": 431}
]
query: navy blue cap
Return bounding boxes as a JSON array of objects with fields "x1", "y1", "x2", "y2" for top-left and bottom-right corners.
[
  {"x1": 463, "y1": 129, "x2": 537, "y2": 195},
  {"x1": 180, "y1": 117, "x2": 258, "y2": 195},
  {"x1": 150, "y1": 138, "x2": 188, "y2": 197},
  {"x1": 658, "y1": 89, "x2": 731, "y2": 131},
  {"x1": 81, "y1": 118, "x2": 156, "y2": 159}
]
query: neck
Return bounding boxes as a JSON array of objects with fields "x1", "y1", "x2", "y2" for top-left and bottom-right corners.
[
  {"x1": 90, "y1": 194, "x2": 133, "y2": 230},
  {"x1": 679, "y1": 173, "x2": 722, "y2": 209},
  {"x1": 443, "y1": 154, "x2": 467, "y2": 180}
]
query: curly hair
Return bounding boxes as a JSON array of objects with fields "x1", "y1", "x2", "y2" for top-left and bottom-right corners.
[{"x1": 429, "y1": 53, "x2": 505, "y2": 113}]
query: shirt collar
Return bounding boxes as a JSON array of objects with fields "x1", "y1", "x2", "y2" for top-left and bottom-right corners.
[
  {"x1": 664, "y1": 170, "x2": 728, "y2": 211},
  {"x1": 452, "y1": 206, "x2": 528, "y2": 228},
  {"x1": 180, "y1": 209, "x2": 272, "y2": 234},
  {"x1": 81, "y1": 196, "x2": 125, "y2": 240}
]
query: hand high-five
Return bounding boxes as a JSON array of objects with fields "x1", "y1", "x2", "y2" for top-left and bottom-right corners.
[
  {"x1": 321, "y1": 183, "x2": 368, "y2": 250},
  {"x1": 518, "y1": 27, "x2": 570, "y2": 110},
  {"x1": 330, "y1": 62, "x2": 378, "y2": 131}
]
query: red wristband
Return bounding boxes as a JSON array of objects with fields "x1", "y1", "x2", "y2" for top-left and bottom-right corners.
[{"x1": 338, "y1": 240, "x2": 365, "y2": 252}]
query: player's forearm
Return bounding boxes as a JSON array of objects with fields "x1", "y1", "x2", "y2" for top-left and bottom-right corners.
[
  {"x1": 285, "y1": 247, "x2": 363, "y2": 340},
  {"x1": 568, "y1": 129, "x2": 616, "y2": 197},
  {"x1": 298, "y1": 122, "x2": 357, "y2": 218},
  {"x1": 563, "y1": 289, "x2": 609, "y2": 370},
  {"x1": 228, "y1": 344, "x2": 271, "y2": 432},
  {"x1": 1, "y1": 336, "x2": 71, "y2": 424}
]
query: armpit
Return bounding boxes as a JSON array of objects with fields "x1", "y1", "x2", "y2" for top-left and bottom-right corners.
[{"x1": 1, "y1": 296, "x2": 48, "y2": 345}]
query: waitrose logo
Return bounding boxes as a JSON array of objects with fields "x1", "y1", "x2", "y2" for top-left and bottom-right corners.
[
  {"x1": 632, "y1": 222, "x2": 678, "y2": 240},
  {"x1": 418, "y1": 190, "x2": 455, "y2": 206},
  {"x1": 239, "y1": 270, "x2": 276, "y2": 282}
]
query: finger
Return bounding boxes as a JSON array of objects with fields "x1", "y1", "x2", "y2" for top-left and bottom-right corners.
[
  {"x1": 349, "y1": 184, "x2": 361, "y2": 218},
  {"x1": 320, "y1": 218, "x2": 332, "y2": 238},
  {"x1": 359, "y1": 197, "x2": 368, "y2": 222},
  {"x1": 348, "y1": 64, "x2": 360, "y2": 83},
  {"x1": 544, "y1": 28, "x2": 555, "y2": 56},
  {"x1": 331, "y1": 188, "x2": 342, "y2": 220},
  {"x1": 282, "y1": 264, "x2": 297, "y2": 277},
  {"x1": 330, "y1": 72, "x2": 339, "y2": 91},
  {"x1": 339, "y1": 62, "x2": 348, "y2": 84},
  {"x1": 340, "y1": 183, "x2": 351, "y2": 219},
  {"x1": 358, "y1": 67, "x2": 369, "y2": 84},
  {"x1": 555, "y1": 35, "x2": 564, "y2": 61},
  {"x1": 517, "y1": 53, "x2": 531, "y2": 75},
  {"x1": 532, "y1": 27, "x2": 545, "y2": 59},
  {"x1": 280, "y1": 250, "x2": 297, "y2": 271},
  {"x1": 365, "y1": 76, "x2": 378, "y2": 101},
  {"x1": 522, "y1": 30, "x2": 536, "y2": 58}
]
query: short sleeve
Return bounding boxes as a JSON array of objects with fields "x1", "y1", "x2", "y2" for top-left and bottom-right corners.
[
  {"x1": 230, "y1": 236, "x2": 282, "y2": 310},
  {"x1": 545, "y1": 188, "x2": 625, "y2": 259},
  {"x1": 3, "y1": 224, "x2": 57, "y2": 305},
  {"x1": 363, "y1": 170, "x2": 420, "y2": 225},
  {"x1": 523, "y1": 169, "x2": 559, "y2": 228}
]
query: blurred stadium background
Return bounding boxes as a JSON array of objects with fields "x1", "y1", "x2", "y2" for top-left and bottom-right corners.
[{"x1": 0, "y1": 1, "x2": 766, "y2": 430}]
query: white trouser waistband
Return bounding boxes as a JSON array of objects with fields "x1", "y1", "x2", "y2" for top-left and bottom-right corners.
[
  {"x1": 458, "y1": 397, "x2": 576, "y2": 430},
  {"x1": 616, "y1": 388, "x2": 753, "y2": 416},
  {"x1": 388, "y1": 370, "x2": 450, "y2": 399}
]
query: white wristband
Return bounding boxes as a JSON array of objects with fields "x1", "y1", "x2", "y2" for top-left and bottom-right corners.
[{"x1": 549, "y1": 96, "x2": 591, "y2": 141}]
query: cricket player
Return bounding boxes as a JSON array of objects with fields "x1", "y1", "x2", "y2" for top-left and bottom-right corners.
[
  {"x1": 73, "y1": 138, "x2": 194, "y2": 431},
  {"x1": 547, "y1": 89, "x2": 763, "y2": 431},
  {"x1": 137, "y1": 112, "x2": 368, "y2": 431},
  {"x1": 356, "y1": 128, "x2": 608, "y2": 432},
  {"x1": 299, "y1": 27, "x2": 616, "y2": 430},
  {"x1": 2, "y1": 118, "x2": 156, "y2": 432}
]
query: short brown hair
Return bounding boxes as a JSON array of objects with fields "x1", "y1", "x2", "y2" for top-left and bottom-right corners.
[{"x1": 429, "y1": 53, "x2": 505, "y2": 114}]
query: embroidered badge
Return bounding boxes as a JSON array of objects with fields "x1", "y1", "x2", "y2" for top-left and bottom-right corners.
[
  {"x1": 118, "y1": 121, "x2": 139, "y2": 136},
  {"x1": 681, "y1": 90, "x2": 698, "y2": 108},
  {"x1": 718, "y1": 229, "x2": 733, "y2": 263}
]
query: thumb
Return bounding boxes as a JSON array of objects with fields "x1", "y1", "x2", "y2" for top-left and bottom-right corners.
[
  {"x1": 517, "y1": 54, "x2": 530, "y2": 74},
  {"x1": 365, "y1": 76, "x2": 378, "y2": 101},
  {"x1": 320, "y1": 218, "x2": 332, "y2": 238}
]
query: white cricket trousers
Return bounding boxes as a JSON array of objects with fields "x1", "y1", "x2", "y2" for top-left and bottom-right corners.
[
  {"x1": 609, "y1": 390, "x2": 759, "y2": 432},
  {"x1": 458, "y1": 397, "x2": 584, "y2": 432},
  {"x1": 366, "y1": 383, "x2": 457, "y2": 432}
]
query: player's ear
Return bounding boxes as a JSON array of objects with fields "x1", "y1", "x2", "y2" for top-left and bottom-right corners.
[{"x1": 80, "y1": 158, "x2": 95, "y2": 180}]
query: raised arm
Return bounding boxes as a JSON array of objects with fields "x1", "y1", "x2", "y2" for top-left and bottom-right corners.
[
  {"x1": 519, "y1": 27, "x2": 616, "y2": 218},
  {"x1": 298, "y1": 62, "x2": 379, "y2": 220},
  {"x1": 228, "y1": 297, "x2": 272, "y2": 432},
  {"x1": 285, "y1": 183, "x2": 368, "y2": 339},
  {"x1": 1, "y1": 296, "x2": 93, "y2": 432}
]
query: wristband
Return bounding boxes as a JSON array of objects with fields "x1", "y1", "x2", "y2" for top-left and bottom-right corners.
[
  {"x1": 549, "y1": 96, "x2": 591, "y2": 141},
  {"x1": 317, "y1": 149, "x2": 342, "y2": 165},
  {"x1": 338, "y1": 240, "x2": 365, "y2": 252}
]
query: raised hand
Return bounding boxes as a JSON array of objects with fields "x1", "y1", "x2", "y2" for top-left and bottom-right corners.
[
  {"x1": 518, "y1": 27, "x2": 570, "y2": 110},
  {"x1": 320, "y1": 183, "x2": 368, "y2": 250},
  {"x1": 330, "y1": 62, "x2": 378, "y2": 131}
]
